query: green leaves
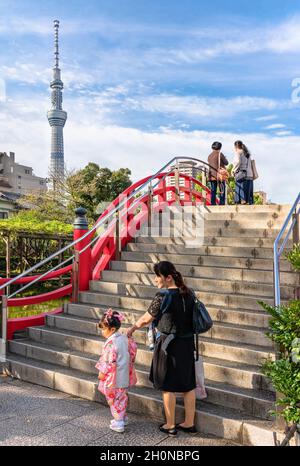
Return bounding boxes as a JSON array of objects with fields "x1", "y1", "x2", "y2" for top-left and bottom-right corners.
[
  {"x1": 291, "y1": 338, "x2": 300, "y2": 364},
  {"x1": 286, "y1": 244, "x2": 300, "y2": 271},
  {"x1": 67, "y1": 164, "x2": 131, "y2": 221},
  {"x1": 0, "y1": 210, "x2": 73, "y2": 235},
  {"x1": 262, "y1": 358, "x2": 300, "y2": 424},
  {"x1": 258, "y1": 300, "x2": 300, "y2": 352},
  {"x1": 259, "y1": 244, "x2": 300, "y2": 426}
]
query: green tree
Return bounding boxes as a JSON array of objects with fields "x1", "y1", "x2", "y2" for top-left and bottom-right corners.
[
  {"x1": 66, "y1": 163, "x2": 131, "y2": 221},
  {"x1": 16, "y1": 163, "x2": 132, "y2": 225},
  {"x1": 259, "y1": 244, "x2": 300, "y2": 445}
]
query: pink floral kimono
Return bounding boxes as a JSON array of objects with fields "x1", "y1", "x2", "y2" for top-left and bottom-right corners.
[{"x1": 95, "y1": 332, "x2": 137, "y2": 421}]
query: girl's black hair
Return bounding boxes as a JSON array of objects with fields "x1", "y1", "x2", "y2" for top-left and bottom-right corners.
[
  {"x1": 212, "y1": 141, "x2": 222, "y2": 150},
  {"x1": 234, "y1": 140, "x2": 251, "y2": 159},
  {"x1": 153, "y1": 261, "x2": 190, "y2": 294},
  {"x1": 98, "y1": 310, "x2": 121, "y2": 330}
]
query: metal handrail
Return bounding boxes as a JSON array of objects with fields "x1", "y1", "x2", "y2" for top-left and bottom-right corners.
[
  {"x1": 274, "y1": 192, "x2": 300, "y2": 306},
  {"x1": 0, "y1": 156, "x2": 214, "y2": 295}
]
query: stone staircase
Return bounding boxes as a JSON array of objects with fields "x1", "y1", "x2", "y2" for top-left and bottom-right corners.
[{"x1": 4, "y1": 204, "x2": 300, "y2": 445}]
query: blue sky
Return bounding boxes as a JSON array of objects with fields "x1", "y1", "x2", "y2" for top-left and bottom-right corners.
[{"x1": 0, "y1": 0, "x2": 300, "y2": 202}]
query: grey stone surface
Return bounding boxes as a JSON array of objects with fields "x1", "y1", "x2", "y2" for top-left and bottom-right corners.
[
  {"x1": 22, "y1": 423, "x2": 104, "y2": 446},
  {"x1": 157, "y1": 433, "x2": 236, "y2": 447},
  {"x1": 0, "y1": 374, "x2": 8, "y2": 384},
  {"x1": 0, "y1": 379, "x2": 237, "y2": 446},
  {"x1": 86, "y1": 418, "x2": 169, "y2": 446}
]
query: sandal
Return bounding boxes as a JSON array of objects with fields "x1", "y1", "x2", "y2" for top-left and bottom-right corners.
[
  {"x1": 175, "y1": 423, "x2": 197, "y2": 433},
  {"x1": 159, "y1": 424, "x2": 177, "y2": 436}
]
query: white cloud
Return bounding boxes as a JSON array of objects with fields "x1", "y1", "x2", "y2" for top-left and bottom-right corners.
[
  {"x1": 264, "y1": 123, "x2": 286, "y2": 130},
  {"x1": 255, "y1": 115, "x2": 278, "y2": 122},
  {"x1": 0, "y1": 92, "x2": 298, "y2": 204},
  {"x1": 275, "y1": 131, "x2": 293, "y2": 136},
  {"x1": 267, "y1": 17, "x2": 300, "y2": 53},
  {"x1": 126, "y1": 94, "x2": 290, "y2": 119}
]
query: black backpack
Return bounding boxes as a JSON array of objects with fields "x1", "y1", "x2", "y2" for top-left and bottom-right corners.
[{"x1": 190, "y1": 290, "x2": 213, "y2": 360}]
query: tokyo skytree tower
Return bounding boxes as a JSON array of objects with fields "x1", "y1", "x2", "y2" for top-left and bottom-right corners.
[{"x1": 47, "y1": 20, "x2": 67, "y2": 190}]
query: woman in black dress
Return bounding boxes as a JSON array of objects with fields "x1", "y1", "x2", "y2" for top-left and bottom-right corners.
[{"x1": 126, "y1": 261, "x2": 196, "y2": 436}]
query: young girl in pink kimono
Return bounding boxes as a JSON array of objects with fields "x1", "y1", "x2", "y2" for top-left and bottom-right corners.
[{"x1": 96, "y1": 309, "x2": 137, "y2": 433}]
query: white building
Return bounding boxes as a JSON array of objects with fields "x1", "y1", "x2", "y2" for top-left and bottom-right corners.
[
  {"x1": 166, "y1": 160, "x2": 198, "y2": 201},
  {"x1": 0, "y1": 151, "x2": 47, "y2": 196}
]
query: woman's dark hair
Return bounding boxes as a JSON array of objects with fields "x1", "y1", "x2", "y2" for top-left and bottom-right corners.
[
  {"x1": 212, "y1": 141, "x2": 222, "y2": 150},
  {"x1": 234, "y1": 140, "x2": 251, "y2": 159},
  {"x1": 98, "y1": 309, "x2": 122, "y2": 330},
  {"x1": 153, "y1": 261, "x2": 190, "y2": 294}
]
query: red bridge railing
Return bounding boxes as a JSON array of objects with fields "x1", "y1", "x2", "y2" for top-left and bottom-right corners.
[{"x1": 0, "y1": 157, "x2": 220, "y2": 342}]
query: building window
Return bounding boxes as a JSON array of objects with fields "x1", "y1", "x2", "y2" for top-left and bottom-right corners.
[
  {"x1": 0, "y1": 212, "x2": 8, "y2": 219},
  {"x1": 40, "y1": 180, "x2": 44, "y2": 185},
  {"x1": 18, "y1": 175, "x2": 21, "y2": 179},
  {"x1": 25, "y1": 169, "x2": 30, "y2": 174}
]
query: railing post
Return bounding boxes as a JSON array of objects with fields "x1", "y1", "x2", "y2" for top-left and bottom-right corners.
[
  {"x1": 115, "y1": 209, "x2": 121, "y2": 261},
  {"x1": 0, "y1": 295, "x2": 8, "y2": 364},
  {"x1": 202, "y1": 168, "x2": 207, "y2": 205},
  {"x1": 73, "y1": 207, "x2": 92, "y2": 293},
  {"x1": 293, "y1": 211, "x2": 300, "y2": 244},
  {"x1": 148, "y1": 184, "x2": 153, "y2": 236},
  {"x1": 71, "y1": 251, "x2": 80, "y2": 303},
  {"x1": 273, "y1": 243, "x2": 281, "y2": 307},
  {"x1": 174, "y1": 162, "x2": 180, "y2": 203}
]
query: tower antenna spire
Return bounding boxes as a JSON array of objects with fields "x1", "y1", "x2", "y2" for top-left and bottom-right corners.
[{"x1": 54, "y1": 19, "x2": 60, "y2": 69}]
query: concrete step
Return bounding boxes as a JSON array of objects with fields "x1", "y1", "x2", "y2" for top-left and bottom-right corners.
[
  {"x1": 9, "y1": 336, "x2": 273, "y2": 391},
  {"x1": 67, "y1": 302, "x2": 271, "y2": 329},
  {"x1": 200, "y1": 204, "x2": 291, "y2": 214},
  {"x1": 202, "y1": 227, "x2": 281, "y2": 238},
  {"x1": 202, "y1": 211, "x2": 288, "y2": 221},
  {"x1": 27, "y1": 325, "x2": 275, "y2": 367},
  {"x1": 79, "y1": 288, "x2": 281, "y2": 312},
  {"x1": 146, "y1": 215, "x2": 286, "y2": 226},
  {"x1": 110, "y1": 260, "x2": 299, "y2": 287},
  {"x1": 7, "y1": 340, "x2": 275, "y2": 420},
  {"x1": 98, "y1": 271, "x2": 296, "y2": 300},
  {"x1": 120, "y1": 251, "x2": 292, "y2": 272},
  {"x1": 126, "y1": 242, "x2": 283, "y2": 260},
  {"x1": 135, "y1": 235, "x2": 293, "y2": 249},
  {"x1": 4, "y1": 354, "x2": 284, "y2": 445},
  {"x1": 162, "y1": 208, "x2": 288, "y2": 223},
  {"x1": 46, "y1": 313, "x2": 273, "y2": 349}
]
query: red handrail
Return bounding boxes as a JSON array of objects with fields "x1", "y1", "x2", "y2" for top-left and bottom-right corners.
[{"x1": 3, "y1": 169, "x2": 215, "y2": 339}]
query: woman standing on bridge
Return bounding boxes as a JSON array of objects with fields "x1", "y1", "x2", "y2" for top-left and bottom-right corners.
[
  {"x1": 232, "y1": 140, "x2": 254, "y2": 205},
  {"x1": 126, "y1": 261, "x2": 197, "y2": 436}
]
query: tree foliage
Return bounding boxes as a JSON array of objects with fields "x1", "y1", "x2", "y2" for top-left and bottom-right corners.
[
  {"x1": 260, "y1": 245, "x2": 300, "y2": 433},
  {"x1": 65, "y1": 163, "x2": 132, "y2": 221}
]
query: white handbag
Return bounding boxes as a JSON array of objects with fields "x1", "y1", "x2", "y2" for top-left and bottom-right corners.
[
  {"x1": 195, "y1": 356, "x2": 207, "y2": 400},
  {"x1": 251, "y1": 159, "x2": 259, "y2": 180}
]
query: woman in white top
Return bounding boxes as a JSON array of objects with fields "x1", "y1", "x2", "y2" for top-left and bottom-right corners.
[{"x1": 232, "y1": 141, "x2": 254, "y2": 205}]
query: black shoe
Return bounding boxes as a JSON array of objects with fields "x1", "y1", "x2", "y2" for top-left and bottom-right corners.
[
  {"x1": 175, "y1": 424, "x2": 197, "y2": 433},
  {"x1": 159, "y1": 424, "x2": 177, "y2": 436}
]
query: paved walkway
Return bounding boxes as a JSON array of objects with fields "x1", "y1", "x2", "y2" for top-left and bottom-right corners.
[{"x1": 0, "y1": 374, "x2": 236, "y2": 446}]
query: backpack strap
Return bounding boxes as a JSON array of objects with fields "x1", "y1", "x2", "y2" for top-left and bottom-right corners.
[{"x1": 195, "y1": 332, "x2": 199, "y2": 361}]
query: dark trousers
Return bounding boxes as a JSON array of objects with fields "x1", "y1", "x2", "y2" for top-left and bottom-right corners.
[
  {"x1": 244, "y1": 179, "x2": 254, "y2": 204},
  {"x1": 234, "y1": 179, "x2": 254, "y2": 204},
  {"x1": 210, "y1": 180, "x2": 226, "y2": 205}
]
